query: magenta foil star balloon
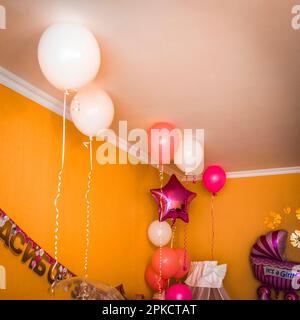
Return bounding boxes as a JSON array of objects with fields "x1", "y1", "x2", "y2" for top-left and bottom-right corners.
[{"x1": 150, "y1": 174, "x2": 197, "y2": 224}]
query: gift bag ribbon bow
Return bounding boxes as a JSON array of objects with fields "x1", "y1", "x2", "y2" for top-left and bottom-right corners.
[{"x1": 185, "y1": 261, "x2": 227, "y2": 289}]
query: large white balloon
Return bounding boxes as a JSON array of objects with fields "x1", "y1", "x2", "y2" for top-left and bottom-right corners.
[
  {"x1": 147, "y1": 220, "x2": 172, "y2": 247},
  {"x1": 38, "y1": 23, "x2": 101, "y2": 91},
  {"x1": 175, "y1": 132, "x2": 204, "y2": 176},
  {"x1": 70, "y1": 85, "x2": 115, "y2": 138}
]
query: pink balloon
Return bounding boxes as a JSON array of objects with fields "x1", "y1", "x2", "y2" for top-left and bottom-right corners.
[
  {"x1": 148, "y1": 122, "x2": 180, "y2": 164},
  {"x1": 165, "y1": 283, "x2": 193, "y2": 300},
  {"x1": 151, "y1": 247, "x2": 179, "y2": 279},
  {"x1": 173, "y1": 248, "x2": 191, "y2": 279},
  {"x1": 202, "y1": 165, "x2": 226, "y2": 194},
  {"x1": 145, "y1": 265, "x2": 168, "y2": 291}
]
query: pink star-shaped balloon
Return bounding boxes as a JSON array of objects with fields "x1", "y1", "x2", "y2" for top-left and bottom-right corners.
[{"x1": 150, "y1": 174, "x2": 197, "y2": 224}]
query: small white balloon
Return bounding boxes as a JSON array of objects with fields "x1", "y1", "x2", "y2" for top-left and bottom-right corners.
[
  {"x1": 38, "y1": 23, "x2": 101, "y2": 91},
  {"x1": 147, "y1": 220, "x2": 172, "y2": 247},
  {"x1": 174, "y1": 133, "x2": 204, "y2": 175},
  {"x1": 70, "y1": 85, "x2": 114, "y2": 138}
]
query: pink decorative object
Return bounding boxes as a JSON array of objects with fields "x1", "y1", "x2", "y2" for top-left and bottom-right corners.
[
  {"x1": 250, "y1": 230, "x2": 300, "y2": 299},
  {"x1": 202, "y1": 165, "x2": 226, "y2": 194},
  {"x1": 150, "y1": 174, "x2": 197, "y2": 224},
  {"x1": 165, "y1": 283, "x2": 193, "y2": 300}
]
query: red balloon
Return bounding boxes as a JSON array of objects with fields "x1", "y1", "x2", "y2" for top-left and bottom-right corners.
[
  {"x1": 145, "y1": 265, "x2": 168, "y2": 291},
  {"x1": 151, "y1": 247, "x2": 179, "y2": 279},
  {"x1": 148, "y1": 122, "x2": 180, "y2": 164},
  {"x1": 202, "y1": 165, "x2": 226, "y2": 194},
  {"x1": 173, "y1": 248, "x2": 191, "y2": 279}
]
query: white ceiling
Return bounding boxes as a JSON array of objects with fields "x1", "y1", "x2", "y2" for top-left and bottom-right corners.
[{"x1": 0, "y1": 0, "x2": 300, "y2": 172}]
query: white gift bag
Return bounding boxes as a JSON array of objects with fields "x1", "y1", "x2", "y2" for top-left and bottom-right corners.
[{"x1": 185, "y1": 261, "x2": 230, "y2": 300}]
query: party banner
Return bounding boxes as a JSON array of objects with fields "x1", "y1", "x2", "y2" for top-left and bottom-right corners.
[{"x1": 0, "y1": 208, "x2": 75, "y2": 285}]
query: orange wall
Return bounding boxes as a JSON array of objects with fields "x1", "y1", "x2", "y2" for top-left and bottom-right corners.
[{"x1": 0, "y1": 85, "x2": 299, "y2": 300}]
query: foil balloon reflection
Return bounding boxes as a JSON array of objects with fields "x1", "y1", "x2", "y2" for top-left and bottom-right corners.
[
  {"x1": 52, "y1": 277, "x2": 125, "y2": 300},
  {"x1": 250, "y1": 230, "x2": 300, "y2": 300},
  {"x1": 150, "y1": 174, "x2": 197, "y2": 224}
]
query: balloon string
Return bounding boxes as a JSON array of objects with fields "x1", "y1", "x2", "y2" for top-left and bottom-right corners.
[
  {"x1": 158, "y1": 164, "x2": 164, "y2": 299},
  {"x1": 84, "y1": 137, "x2": 93, "y2": 279},
  {"x1": 183, "y1": 222, "x2": 188, "y2": 271},
  {"x1": 61, "y1": 90, "x2": 68, "y2": 167},
  {"x1": 50, "y1": 262, "x2": 59, "y2": 297},
  {"x1": 170, "y1": 224, "x2": 176, "y2": 249},
  {"x1": 52, "y1": 90, "x2": 69, "y2": 296},
  {"x1": 159, "y1": 221, "x2": 162, "y2": 298},
  {"x1": 211, "y1": 194, "x2": 215, "y2": 260},
  {"x1": 167, "y1": 223, "x2": 176, "y2": 289}
]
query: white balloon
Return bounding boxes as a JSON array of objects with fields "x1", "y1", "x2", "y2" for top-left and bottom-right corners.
[
  {"x1": 147, "y1": 220, "x2": 172, "y2": 247},
  {"x1": 38, "y1": 23, "x2": 101, "y2": 91},
  {"x1": 174, "y1": 133, "x2": 204, "y2": 175},
  {"x1": 70, "y1": 85, "x2": 114, "y2": 138}
]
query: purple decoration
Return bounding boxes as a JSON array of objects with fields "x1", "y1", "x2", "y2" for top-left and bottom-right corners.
[
  {"x1": 257, "y1": 285, "x2": 271, "y2": 300},
  {"x1": 250, "y1": 230, "x2": 300, "y2": 296},
  {"x1": 251, "y1": 230, "x2": 287, "y2": 262},
  {"x1": 150, "y1": 174, "x2": 197, "y2": 224},
  {"x1": 284, "y1": 291, "x2": 299, "y2": 300}
]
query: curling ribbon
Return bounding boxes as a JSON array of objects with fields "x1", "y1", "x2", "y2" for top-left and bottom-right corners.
[
  {"x1": 210, "y1": 194, "x2": 215, "y2": 260},
  {"x1": 158, "y1": 164, "x2": 164, "y2": 299},
  {"x1": 170, "y1": 224, "x2": 176, "y2": 249},
  {"x1": 52, "y1": 90, "x2": 69, "y2": 290},
  {"x1": 83, "y1": 137, "x2": 93, "y2": 279},
  {"x1": 183, "y1": 222, "x2": 188, "y2": 271}
]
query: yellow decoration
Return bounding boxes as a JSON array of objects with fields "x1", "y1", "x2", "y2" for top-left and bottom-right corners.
[
  {"x1": 290, "y1": 230, "x2": 300, "y2": 248},
  {"x1": 265, "y1": 206, "x2": 300, "y2": 249},
  {"x1": 264, "y1": 211, "x2": 282, "y2": 230},
  {"x1": 296, "y1": 208, "x2": 300, "y2": 220},
  {"x1": 267, "y1": 223, "x2": 275, "y2": 230}
]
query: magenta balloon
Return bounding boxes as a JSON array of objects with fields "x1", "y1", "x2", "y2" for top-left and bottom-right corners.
[
  {"x1": 165, "y1": 283, "x2": 193, "y2": 300},
  {"x1": 150, "y1": 174, "x2": 197, "y2": 224},
  {"x1": 202, "y1": 165, "x2": 226, "y2": 194}
]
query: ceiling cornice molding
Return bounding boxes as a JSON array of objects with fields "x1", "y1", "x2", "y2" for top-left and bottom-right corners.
[
  {"x1": 0, "y1": 66, "x2": 70, "y2": 119},
  {"x1": 1, "y1": 66, "x2": 299, "y2": 180},
  {"x1": 226, "y1": 166, "x2": 300, "y2": 179},
  {"x1": 0, "y1": 66, "x2": 179, "y2": 176}
]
